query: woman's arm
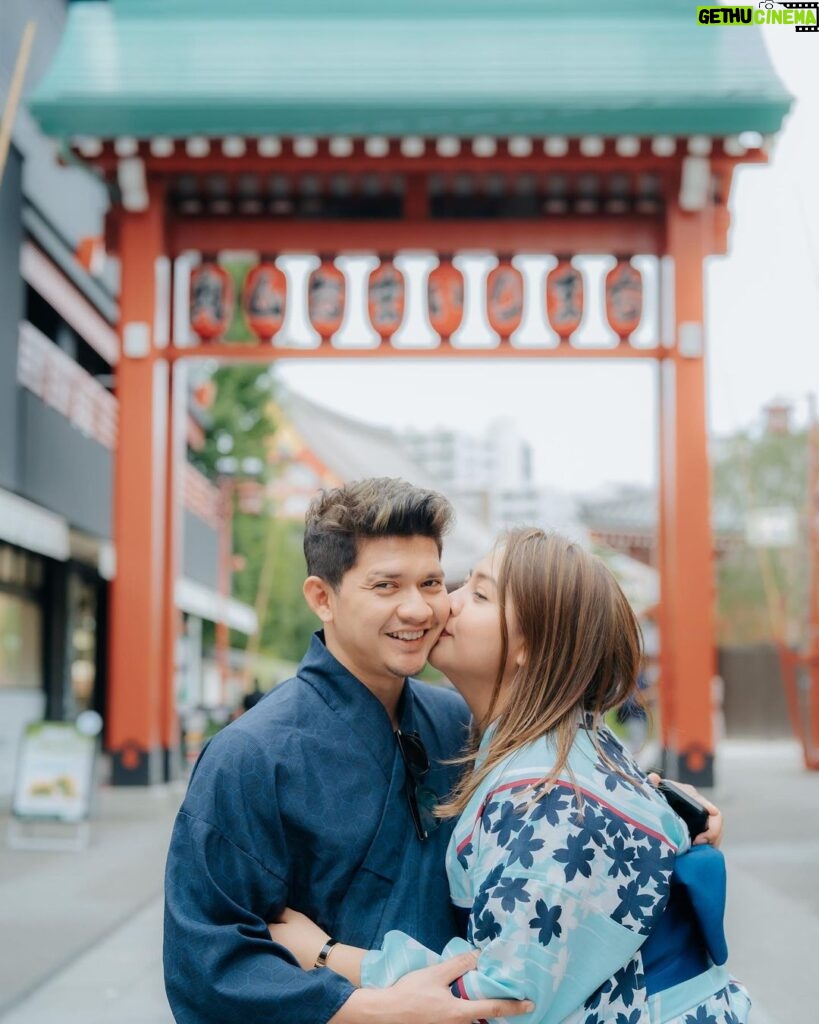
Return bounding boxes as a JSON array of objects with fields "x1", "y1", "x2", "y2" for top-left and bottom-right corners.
[
  {"x1": 268, "y1": 916, "x2": 535, "y2": 1024},
  {"x1": 269, "y1": 909, "x2": 365, "y2": 985}
]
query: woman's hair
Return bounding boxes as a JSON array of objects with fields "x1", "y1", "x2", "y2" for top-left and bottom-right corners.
[{"x1": 438, "y1": 528, "x2": 643, "y2": 818}]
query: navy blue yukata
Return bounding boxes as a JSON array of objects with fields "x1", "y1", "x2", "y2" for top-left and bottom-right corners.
[{"x1": 163, "y1": 632, "x2": 470, "y2": 1024}]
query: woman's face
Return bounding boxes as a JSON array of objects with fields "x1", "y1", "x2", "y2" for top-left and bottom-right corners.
[{"x1": 429, "y1": 548, "x2": 525, "y2": 720}]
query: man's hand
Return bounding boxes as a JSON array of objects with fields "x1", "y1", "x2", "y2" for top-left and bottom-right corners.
[
  {"x1": 648, "y1": 773, "x2": 723, "y2": 847},
  {"x1": 331, "y1": 952, "x2": 535, "y2": 1024}
]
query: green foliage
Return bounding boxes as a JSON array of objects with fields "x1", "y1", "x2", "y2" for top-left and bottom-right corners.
[
  {"x1": 255, "y1": 520, "x2": 319, "y2": 662},
  {"x1": 190, "y1": 357, "x2": 317, "y2": 661},
  {"x1": 712, "y1": 427, "x2": 809, "y2": 646},
  {"x1": 190, "y1": 363, "x2": 275, "y2": 480}
]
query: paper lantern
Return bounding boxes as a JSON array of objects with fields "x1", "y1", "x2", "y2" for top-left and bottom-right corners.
[
  {"x1": 243, "y1": 262, "x2": 287, "y2": 342},
  {"x1": 368, "y1": 259, "x2": 406, "y2": 341},
  {"x1": 486, "y1": 260, "x2": 524, "y2": 340},
  {"x1": 546, "y1": 260, "x2": 584, "y2": 340},
  {"x1": 605, "y1": 260, "x2": 643, "y2": 338},
  {"x1": 308, "y1": 261, "x2": 346, "y2": 341},
  {"x1": 190, "y1": 263, "x2": 233, "y2": 341},
  {"x1": 428, "y1": 260, "x2": 464, "y2": 342}
]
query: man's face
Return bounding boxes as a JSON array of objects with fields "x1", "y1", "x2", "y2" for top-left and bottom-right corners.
[{"x1": 321, "y1": 536, "x2": 450, "y2": 691}]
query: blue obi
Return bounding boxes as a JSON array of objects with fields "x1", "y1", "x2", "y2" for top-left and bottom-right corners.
[{"x1": 642, "y1": 845, "x2": 728, "y2": 995}]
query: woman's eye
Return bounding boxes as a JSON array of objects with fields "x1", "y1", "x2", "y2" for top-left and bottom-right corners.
[{"x1": 473, "y1": 591, "x2": 487, "y2": 601}]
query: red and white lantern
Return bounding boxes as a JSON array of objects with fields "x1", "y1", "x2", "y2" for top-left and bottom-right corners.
[
  {"x1": 605, "y1": 259, "x2": 643, "y2": 338},
  {"x1": 368, "y1": 259, "x2": 406, "y2": 341},
  {"x1": 308, "y1": 260, "x2": 346, "y2": 341},
  {"x1": 190, "y1": 262, "x2": 233, "y2": 341},
  {"x1": 486, "y1": 260, "x2": 524, "y2": 341},
  {"x1": 243, "y1": 262, "x2": 287, "y2": 342},
  {"x1": 546, "y1": 259, "x2": 584, "y2": 340},
  {"x1": 428, "y1": 259, "x2": 464, "y2": 342}
]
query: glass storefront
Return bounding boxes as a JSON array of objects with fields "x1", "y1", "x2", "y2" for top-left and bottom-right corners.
[
  {"x1": 0, "y1": 544, "x2": 44, "y2": 692},
  {"x1": 65, "y1": 570, "x2": 98, "y2": 719}
]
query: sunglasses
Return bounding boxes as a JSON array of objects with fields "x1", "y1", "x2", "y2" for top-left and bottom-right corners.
[{"x1": 395, "y1": 729, "x2": 441, "y2": 842}]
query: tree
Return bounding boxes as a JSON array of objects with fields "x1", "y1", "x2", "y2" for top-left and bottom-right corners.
[{"x1": 711, "y1": 422, "x2": 809, "y2": 646}]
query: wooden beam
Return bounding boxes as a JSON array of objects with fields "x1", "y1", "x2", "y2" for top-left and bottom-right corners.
[{"x1": 168, "y1": 216, "x2": 664, "y2": 258}]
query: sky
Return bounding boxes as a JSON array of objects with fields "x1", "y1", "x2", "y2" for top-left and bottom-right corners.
[{"x1": 275, "y1": 25, "x2": 819, "y2": 496}]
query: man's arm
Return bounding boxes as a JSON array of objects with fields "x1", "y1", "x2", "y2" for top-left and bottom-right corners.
[{"x1": 163, "y1": 732, "x2": 357, "y2": 1024}]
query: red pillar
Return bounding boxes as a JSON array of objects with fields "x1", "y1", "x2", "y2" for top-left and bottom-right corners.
[
  {"x1": 658, "y1": 201, "x2": 716, "y2": 786},
  {"x1": 160, "y1": 343, "x2": 185, "y2": 780},
  {"x1": 108, "y1": 181, "x2": 168, "y2": 784}
]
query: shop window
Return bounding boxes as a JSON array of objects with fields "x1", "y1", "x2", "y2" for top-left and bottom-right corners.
[
  {"x1": 0, "y1": 592, "x2": 43, "y2": 691},
  {"x1": 66, "y1": 572, "x2": 98, "y2": 716}
]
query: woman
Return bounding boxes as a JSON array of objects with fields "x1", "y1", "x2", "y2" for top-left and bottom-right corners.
[{"x1": 271, "y1": 530, "x2": 749, "y2": 1024}]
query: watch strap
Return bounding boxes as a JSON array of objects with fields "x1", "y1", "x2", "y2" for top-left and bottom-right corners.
[{"x1": 314, "y1": 938, "x2": 338, "y2": 969}]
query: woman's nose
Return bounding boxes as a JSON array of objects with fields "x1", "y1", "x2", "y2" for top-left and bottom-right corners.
[{"x1": 449, "y1": 585, "x2": 466, "y2": 614}]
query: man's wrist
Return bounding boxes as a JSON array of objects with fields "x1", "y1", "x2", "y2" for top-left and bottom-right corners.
[{"x1": 314, "y1": 938, "x2": 338, "y2": 969}]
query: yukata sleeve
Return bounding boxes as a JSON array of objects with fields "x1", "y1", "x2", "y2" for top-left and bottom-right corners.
[
  {"x1": 362, "y1": 784, "x2": 676, "y2": 1024},
  {"x1": 163, "y1": 730, "x2": 355, "y2": 1024}
]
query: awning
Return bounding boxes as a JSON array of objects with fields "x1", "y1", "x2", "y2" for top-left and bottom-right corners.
[
  {"x1": 0, "y1": 487, "x2": 70, "y2": 562},
  {"x1": 175, "y1": 578, "x2": 258, "y2": 636}
]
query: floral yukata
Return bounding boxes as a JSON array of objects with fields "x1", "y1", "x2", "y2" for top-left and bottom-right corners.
[{"x1": 361, "y1": 722, "x2": 750, "y2": 1024}]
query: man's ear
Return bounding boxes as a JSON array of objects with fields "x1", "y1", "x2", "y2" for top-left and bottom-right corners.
[{"x1": 303, "y1": 576, "x2": 335, "y2": 623}]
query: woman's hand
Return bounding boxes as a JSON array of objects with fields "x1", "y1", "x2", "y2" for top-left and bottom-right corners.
[
  {"x1": 647, "y1": 773, "x2": 723, "y2": 847},
  {"x1": 269, "y1": 908, "x2": 330, "y2": 970}
]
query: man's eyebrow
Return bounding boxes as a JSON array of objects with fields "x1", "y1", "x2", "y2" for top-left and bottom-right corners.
[{"x1": 364, "y1": 568, "x2": 444, "y2": 580}]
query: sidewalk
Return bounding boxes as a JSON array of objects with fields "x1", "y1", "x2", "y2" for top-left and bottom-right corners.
[
  {"x1": 1, "y1": 740, "x2": 817, "y2": 1023},
  {"x1": 0, "y1": 783, "x2": 183, "y2": 1022}
]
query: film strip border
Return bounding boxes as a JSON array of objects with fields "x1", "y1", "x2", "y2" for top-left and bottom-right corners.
[{"x1": 779, "y1": 2, "x2": 819, "y2": 31}]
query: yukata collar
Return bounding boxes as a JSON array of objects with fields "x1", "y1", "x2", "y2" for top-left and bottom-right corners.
[{"x1": 297, "y1": 631, "x2": 418, "y2": 783}]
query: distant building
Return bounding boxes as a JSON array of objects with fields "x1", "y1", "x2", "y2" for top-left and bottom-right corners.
[
  {"x1": 402, "y1": 418, "x2": 583, "y2": 540},
  {"x1": 269, "y1": 390, "x2": 494, "y2": 584},
  {"x1": 0, "y1": 2, "x2": 254, "y2": 796}
]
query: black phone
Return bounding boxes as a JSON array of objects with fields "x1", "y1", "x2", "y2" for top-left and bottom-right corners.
[{"x1": 657, "y1": 779, "x2": 709, "y2": 840}]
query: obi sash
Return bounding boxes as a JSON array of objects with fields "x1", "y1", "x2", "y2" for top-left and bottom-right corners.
[{"x1": 642, "y1": 845, "x2": 728, "y2": 995}]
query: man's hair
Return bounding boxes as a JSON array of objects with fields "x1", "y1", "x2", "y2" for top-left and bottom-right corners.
[{"x1": 303, "y1": 478, "x2": 453, "y2": 588}]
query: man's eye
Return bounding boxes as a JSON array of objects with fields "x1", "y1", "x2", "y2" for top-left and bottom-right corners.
[
  {"x1": 374, "y1": 582, "x2": 394, "y2": 590},
  {"x1": 422, "y1": 579, "x2": 443, "y2": 589}
]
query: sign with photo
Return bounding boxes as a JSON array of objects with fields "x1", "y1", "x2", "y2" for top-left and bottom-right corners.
[{"x1": 12, "y1": 722, "x2": 96, "y2": 823}]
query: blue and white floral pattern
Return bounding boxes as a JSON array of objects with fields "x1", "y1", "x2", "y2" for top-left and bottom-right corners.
[{"x1": 362, "y1": 723, "x2": 751, "y2": 1024}]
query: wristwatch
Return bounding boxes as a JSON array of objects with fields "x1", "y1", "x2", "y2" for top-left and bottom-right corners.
[{"x1": 314, "y1": 939, "x2": 338, "y2": 969}]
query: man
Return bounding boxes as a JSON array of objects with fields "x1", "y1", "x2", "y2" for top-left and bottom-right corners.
[{"x1": 164, "y1": 478, "x2": 532, "y2": 1023}]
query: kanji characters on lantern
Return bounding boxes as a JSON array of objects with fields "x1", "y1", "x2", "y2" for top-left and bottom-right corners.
[
  {"x1": 243, "y1": 261, "x2": 287, "y2": 342},
  {"x1": 189, "y1": 262, "x2": 233, "y2": 341},
  {"x1": 605, "y1": 259, "x2": 643, "y2": 339},
  {"x1": 368, "y1": 258, "x2": 406, "y2": 340},
  {"x1": 308, "y1": 260, "x2": 346, "y2": 341},
  {"x1": 427, "y1": 259, "x2": 464, "y2": 342},
  {"x1": 486, "y1": 259, "x2": 524, "y2": 341},
  {"x1": 546, "y1": 259, "x2": 584, "y2": 340}
]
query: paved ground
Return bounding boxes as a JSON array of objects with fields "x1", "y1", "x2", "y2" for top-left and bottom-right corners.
[{"x1": 0, "y1": 739, "x2": 817, "y2": 1023}]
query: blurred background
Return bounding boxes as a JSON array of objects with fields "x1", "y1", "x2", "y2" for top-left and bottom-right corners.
[{"x1": 0, "y1": 1, "x2": 818, "y2": 1021}]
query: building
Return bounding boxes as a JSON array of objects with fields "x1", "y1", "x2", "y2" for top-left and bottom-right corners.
[
  {"x1": 0, "y1": 2, "x2": 254, "y2": 795},
  {"x1": 270, "y1": 390, "x2": 494, "y2": 585},
  {"x1": 403, "y1": 419, "x2": 583, "y2": 540}
]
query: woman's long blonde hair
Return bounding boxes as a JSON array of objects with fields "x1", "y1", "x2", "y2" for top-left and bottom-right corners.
[{"x1": 438, "y1": 529, "x2": 642, "y2": 818}]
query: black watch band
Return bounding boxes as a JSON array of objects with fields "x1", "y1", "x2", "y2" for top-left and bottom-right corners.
[{"x1": 314, "y1": 939, "x2": 338, "y2": 969}]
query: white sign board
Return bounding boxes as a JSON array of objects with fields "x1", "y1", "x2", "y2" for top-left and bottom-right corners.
[
  {"x1": 12, "y1": 722, "x2": 96, "y2": 823},
  {"x1": 746, "y1": 507, "x2": 798, "y2": 549}
]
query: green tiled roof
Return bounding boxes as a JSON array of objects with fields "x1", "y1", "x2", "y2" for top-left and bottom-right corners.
[{"x1": 30, "y1": 0, "x2": 792, "y2": 140}]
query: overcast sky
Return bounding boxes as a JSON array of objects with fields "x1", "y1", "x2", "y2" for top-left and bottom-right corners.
[{"x1": 276, "y1": 26, "x2": 819, "y2": 495}]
